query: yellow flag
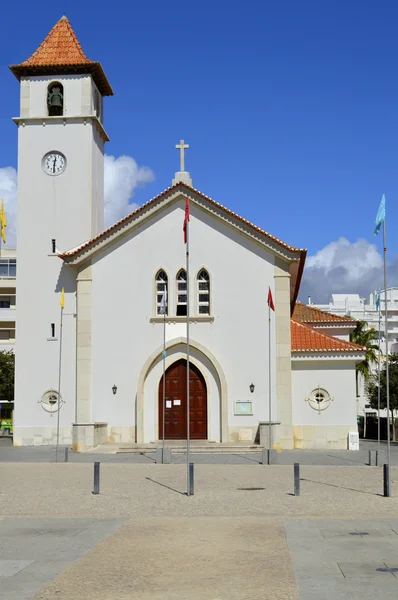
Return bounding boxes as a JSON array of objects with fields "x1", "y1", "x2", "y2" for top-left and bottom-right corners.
[
  {"x1": 60, "y1": 288, "x2": 65, "y2": 309},
  {"x1": 0, "y1": 199, "x2": 6, "y2": 244}
]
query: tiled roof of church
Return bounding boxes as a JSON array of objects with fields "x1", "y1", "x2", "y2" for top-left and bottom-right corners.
[
  {"x1": 60, "y1": 182, "x2": 307, "y2": 311},
  {"x1": 60, "y1": 182, "x2": 306, "y2": 258},
  {"x1": 9, "y1": 16, "x2": 113, "y2": 96},
  {"x1": 293, "y1": 302, "x2": 355, "y2": 324},
  {"x1": 291, "y1": 320, "x2": 364, "y2": 353}
]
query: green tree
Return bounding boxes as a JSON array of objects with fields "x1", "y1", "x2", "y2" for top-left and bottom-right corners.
[
  {"x1": 0, "y1": 350, "x2": 14, "y2": 401},
  {"x1": 350, "y1": 321, "x2": 379, "y2": 395},
  {"x1": 367, "y1": 353, "x2": 398, "y2": 441}
]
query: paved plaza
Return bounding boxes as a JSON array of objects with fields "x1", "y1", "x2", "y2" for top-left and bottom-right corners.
[{"x1": 0, "y1": 451, "x2": 397, "y2": 599}]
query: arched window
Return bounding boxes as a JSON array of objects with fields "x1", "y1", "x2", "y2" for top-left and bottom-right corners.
[
  {"x1": 47, "y1": 82, "x2": 64, "y2": 116},
  {"x1": 156, "y1": 270, "x2": 168, "y2": 315},
  {"x1": 176, "y1": 269, "x2": 187, "y2": 316},
  {"x1": 197, "y1": 269, "x2": 210, "y2": 314},
  {"x1": 94, "y1": 89, "x2": 103, "y2": 122}
]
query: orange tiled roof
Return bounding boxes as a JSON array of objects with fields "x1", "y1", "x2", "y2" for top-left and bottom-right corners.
[
  {"x1": 293, "y1": 302, "x2": 354, "y2": 324},
  {"x1": 291, "y1": 320, "x2": 364, "y2": 353},
  {"x1": 60, "y1": 182, "x2": 306, "y2": 259},
  {"x1": 10, "y1": 16, "x2": 113, "y2": 96},
  {"x1": 59, "y1": 182, "x2": 307, "y2": 312}
]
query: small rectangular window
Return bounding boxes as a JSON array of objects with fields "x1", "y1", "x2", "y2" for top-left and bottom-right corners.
[
  {"x1": 51, "y1": 323, "x2": 55, "y2": 338},
  {"x1": 52, "y1": 239, "x2": 56, "y2": 253}
]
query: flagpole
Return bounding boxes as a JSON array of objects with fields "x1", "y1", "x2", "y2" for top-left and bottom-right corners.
[
  {"x1": 377, "y1": 307, "x2": 381, "y2": 458},
  {"x1": 268, "y1": 301, "x2": 272, "y2": 463},
  {"x1": 383, "y1": 219, "x2": 391, "y2": 480},
  {"x1": 186, "y1": 213, "x2": 191, "y2": 495},
  {"x1": 162, "y1": 303, "x2": 166, "y2": 457},
  {"x1": 55, "y1": 304, "x2": 64, "y2": 463}
]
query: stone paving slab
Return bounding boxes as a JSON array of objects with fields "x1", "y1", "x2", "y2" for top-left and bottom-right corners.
[
  {"x1": 0, "y1": 517, "x2": 125, "y2": 600},
  {"x1": 34, "y1": 517, "x2": 299, "y2": 600},
  {"x1": 285, "y1": 518, "x2": 398, "y2": 599}
]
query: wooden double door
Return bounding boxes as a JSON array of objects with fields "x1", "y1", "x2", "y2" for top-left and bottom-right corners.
[{"x1": 158, "y1": 359, "x2": 207, "y2": 440}]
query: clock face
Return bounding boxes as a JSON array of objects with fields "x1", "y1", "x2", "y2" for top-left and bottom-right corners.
[{"x1": 42, "y1": 151, "x2": 66, "y2": 176}]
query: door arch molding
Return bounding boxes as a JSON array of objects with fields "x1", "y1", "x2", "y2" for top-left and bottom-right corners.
[
  {"x1": 136, "y1": 337, "x2": 228, "y2": 443},
  {"x1": 158, "y1": 358, "x2": 207, "y2": 440}
]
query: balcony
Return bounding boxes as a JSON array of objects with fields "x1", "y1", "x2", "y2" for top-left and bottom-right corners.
[
  {"x1": 0, "y1": 258, "x2": 16, "y2": 283},
  {"x1": 0, "y1": 294, "x2": 16, "y2": 323}
]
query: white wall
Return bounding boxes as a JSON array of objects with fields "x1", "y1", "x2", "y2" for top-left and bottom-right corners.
[
  {"x1": 14, "y1": 73, "x2": 106, "y2": 445},
  {"x1": 292, "y1": 358, "x2": 358, "y2": 448},
  {"x1": 21, "y1": 74, "x2": 96, "y2": 118},
  {"x1": 90, "y1": 198, "x2": 278, "y2": 442}
]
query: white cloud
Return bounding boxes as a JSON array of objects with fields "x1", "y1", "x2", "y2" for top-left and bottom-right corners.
[
  {"x1": 104, "y1": 154, "x2": 155, "y2": 227},
  {"x1": 0, "y1": 166, "x2": 17, "y2": 246},
  {"x1": 0, "y1": 154, "x2": 155, "y2": 246},
  {"x1": 299, "y1": 237, "x2": 398, "y2": 303}
]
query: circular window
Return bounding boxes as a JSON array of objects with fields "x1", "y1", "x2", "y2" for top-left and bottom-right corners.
[
  {"x1": 306, "y1": 387, "x2": 333, "y2": 412},
  {"x1": 39, "y1": 389, "x2": 63, "y2": 414}
]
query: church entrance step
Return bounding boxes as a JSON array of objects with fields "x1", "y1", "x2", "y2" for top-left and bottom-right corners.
[{"x1": 117, "y1": 443, "x2": 263, "y2": 454}]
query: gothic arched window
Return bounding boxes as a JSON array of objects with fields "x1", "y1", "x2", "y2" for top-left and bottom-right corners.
[
  {"x1": 156, "y1": 270, "x2": 168, "y2": 315},
  {"x1": 47, "y1": 82, "x2": 64, "y2": 116},
  {"x1": 94, "y1": 89, "x2": 103, "y2": 122},
  {"x1": 176, "y1": 269, "x2": 187, "y2": 316},
  {"x1": 197, "y1": 269, "x2": 210, "y2": 314}
]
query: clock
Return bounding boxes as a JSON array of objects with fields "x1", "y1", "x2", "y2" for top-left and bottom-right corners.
[{"x1": 42, "y1": 151, "x2": 66, "y2": 176}]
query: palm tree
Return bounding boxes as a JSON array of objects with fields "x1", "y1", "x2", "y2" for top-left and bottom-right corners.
[{"x1": 350, "y1": 321, "x2": 379, "y2": 396}]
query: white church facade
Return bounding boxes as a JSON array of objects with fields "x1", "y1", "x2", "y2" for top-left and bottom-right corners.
[{"x1": 10, "y1": 17, "x2": 364, "y2": 450}]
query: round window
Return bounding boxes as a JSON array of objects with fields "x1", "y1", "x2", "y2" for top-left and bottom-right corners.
[
  {"x1": 39, "y1": 389, "x2": 63, "y2": 414},
  {"x1": 306, "y1": 387, "x2": 333, "y2": 412}
]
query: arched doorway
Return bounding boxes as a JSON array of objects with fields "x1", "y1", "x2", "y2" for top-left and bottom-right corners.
[{"x1": 158, "y1": 359, "x2": 207, "y2": 440}]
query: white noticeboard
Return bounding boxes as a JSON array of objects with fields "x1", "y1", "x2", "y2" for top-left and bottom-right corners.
[
  {"x1": 166, "y1": 400, "x2": 172, "y2": 409},
  {"x1": 348, "y1": 431, "x2": 359, "y2": 451}
]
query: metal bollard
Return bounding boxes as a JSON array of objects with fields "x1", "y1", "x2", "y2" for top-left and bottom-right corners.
[
  {"x1": 368, "y1": 450, "x2": 376, "y2": 466},
  {"x1": 92, "y1": 462, "x2": 100, "y2": 495},
  {"x1": 189, "y1": 462, "x2": 194, "y2": 496},
  {"x1": 64, "y1": 447, "x2": 69, "y2": 463},
  {"x1": 384, "y1": 463, "x2": 390, "y2": 497},
  {"x1": 294, "y1": 463, "x2": 300, "y2": 496}
]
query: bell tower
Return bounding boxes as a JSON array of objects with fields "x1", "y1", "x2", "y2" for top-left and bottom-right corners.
[{"x1": 10, "y1": 16, "x2": 113, "y2": 445}]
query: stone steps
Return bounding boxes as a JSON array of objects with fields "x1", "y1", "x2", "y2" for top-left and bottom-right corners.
[{"x1": 117, "y1": 443, "x2": 263, "y2": 454}]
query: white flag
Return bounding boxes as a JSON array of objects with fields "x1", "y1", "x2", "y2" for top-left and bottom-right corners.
[{"x1": 160, "y1": 289, "x2": 167, "y2": 314}]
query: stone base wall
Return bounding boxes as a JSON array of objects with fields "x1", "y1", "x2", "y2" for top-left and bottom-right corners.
[
  {"x1": 107, "y1": 426, "x2": 136, "y2": 444},
  {"x1": 13, "y1": 426, "x2": 72, "y2": 446},
  {"x1": 228, "y1": 426, "x2": 258, "y2": 443},
  {"x1": 293, "y1": 425, "x2": 358, "y2": 450}
]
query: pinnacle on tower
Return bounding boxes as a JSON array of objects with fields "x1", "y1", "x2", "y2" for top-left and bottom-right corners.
[{"x1": 9, "y1": 16, "x2": 113, "y2": 96}]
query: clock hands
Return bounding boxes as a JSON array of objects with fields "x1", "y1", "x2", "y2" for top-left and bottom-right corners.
[{"x1": 52, "y1": 156, "x2": 56, "y2": 173}]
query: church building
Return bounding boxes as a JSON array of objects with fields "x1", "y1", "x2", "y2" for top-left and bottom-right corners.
[{"x1": 10, "y1": 17, "x2": 364, "y2": 450}]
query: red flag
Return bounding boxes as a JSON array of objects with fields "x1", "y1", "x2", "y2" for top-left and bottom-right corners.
[
  {"x1": 183, "y1": 197, "x2": 190, "y2": 244},
  {"x1": 267, "y1": 287, "x2": 275, "y2": 311}
]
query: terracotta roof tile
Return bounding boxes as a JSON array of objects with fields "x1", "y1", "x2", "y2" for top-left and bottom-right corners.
[
  {"x1": 293, "y1": 302, "x2": 354, "y2": 324},
  {"x1": 291, "y1": 320, "x2": 364, "y2": 353},
  {"x1": 59, "y1": 182, "x2": 307, "y2": 313},
  {"x1": 60, "y1": 182, "x2": 307, "y2": 259},
  {"x1": 10, "y1": 16, "x2": 113, "y2": 96}
]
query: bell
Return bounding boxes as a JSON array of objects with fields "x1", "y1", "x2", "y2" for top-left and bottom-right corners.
[
  {"x1": 48, "y1": 87, "x2": 63, "y2": 116},
  {"x1": 50, "y1": 94, "x2": 63, "y2": 108}
]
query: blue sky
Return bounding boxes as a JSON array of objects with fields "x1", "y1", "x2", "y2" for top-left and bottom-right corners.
[{"x1": 0, "y1": 0, "x2": 397, "y2": 301}]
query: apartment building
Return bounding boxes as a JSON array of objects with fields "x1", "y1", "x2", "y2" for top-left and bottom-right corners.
[{"x1": 0, "y1": 247, "x2": 16, "y2": 352}]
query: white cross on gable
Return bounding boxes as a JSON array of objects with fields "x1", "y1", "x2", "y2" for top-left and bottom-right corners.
[{"x1": 176, "y1": 139, "x2": 189, "y2": 172}]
